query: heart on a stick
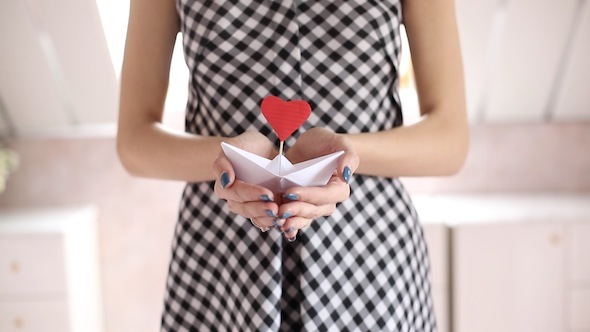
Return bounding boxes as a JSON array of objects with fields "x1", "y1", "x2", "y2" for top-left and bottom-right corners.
[{"x1": 260, "y1": 96, "x2": 311, "y2": 141}]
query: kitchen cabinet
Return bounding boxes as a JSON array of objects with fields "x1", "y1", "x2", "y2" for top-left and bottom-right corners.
[
  {"x1": 452, "y1": 221, "x2": 565, "y2": 332},
  {"x1": 567, "y1": 222, "x2": 590, "y2": 331},
  {"x1": 0, "y1": 207, "x2": 103, "y2": 332},
  {"x1": 422, "y1": 224, "x2": 450, "y2": 332},
  {"x1": 414, "y1": 195, "x2": 590, "y2": 332}
]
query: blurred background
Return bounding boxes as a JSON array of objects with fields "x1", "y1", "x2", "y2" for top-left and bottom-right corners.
[{"x1": 0, "y1": 0, "x2": 589, "y2": 331}]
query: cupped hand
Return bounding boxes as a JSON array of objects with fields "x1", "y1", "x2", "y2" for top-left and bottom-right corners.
[
  {"x1": 285, "y1": 127, "x2": 360, "y2": 187},
  {"x1": 278, "y1": 128, "x2": 360, "y2": 240},
  {"x1": 213, "y1": 131, "x2": 280, "y2": 231}
]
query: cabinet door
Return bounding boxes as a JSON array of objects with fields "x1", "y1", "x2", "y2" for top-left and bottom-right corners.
[
  {"x1": 569, "y1": 222, "x2": 590, "y2": 282},
  {"x1": 0, "y1": 301, "x2": 69, "y2": 332},
  {"x1": 0, "y1": 234, "x2": 67, "y2": 294},
  {"x1": 568, "y1": 289, "x2": 590, "y2": 330},
  {"x1": 453, "y1": 222, "x2": 564, "y2": 332},
  {"x1": 567, "y1": 222, "x2": 590, "y2": 330},
  {"x1": 422, "y1": 224, "x2": 450, "y2": 332}
]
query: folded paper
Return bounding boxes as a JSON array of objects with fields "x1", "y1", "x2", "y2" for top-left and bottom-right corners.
[{"x1": 221, "y1": 142, "x2": 344, "y2": 192}]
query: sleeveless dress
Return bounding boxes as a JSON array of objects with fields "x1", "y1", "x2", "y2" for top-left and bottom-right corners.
[{"x1": 162, "y1": 1, "x2": 437, "y2": 331}]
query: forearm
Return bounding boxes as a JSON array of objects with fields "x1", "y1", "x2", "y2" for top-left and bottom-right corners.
[
  {"x1": 346, "y1": 110, "x2": 469, "y2": 178},
  {"x1": 349, "y1": 0, "x2": 470, "y2": 178},
  {"x1": 117, "y1": 123, "x2": 223, "y2": 182}
]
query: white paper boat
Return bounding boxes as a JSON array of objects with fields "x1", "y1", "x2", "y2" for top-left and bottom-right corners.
[{"x1": 221, "y1": 142, "x2": 344, "y2": 192}]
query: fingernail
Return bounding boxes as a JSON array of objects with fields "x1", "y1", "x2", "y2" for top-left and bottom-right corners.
[
  {"x1": 279, "y1": 212, "x2": 292, "y2": 219},
  {"x1": 220, "y1": 172, "x2": 230, "y2": 189},
  {"x1": 287, "y1": 234, "x2": 297, "y2": 242},
  {"x1": 283, "y1": 193, "x2": 299, "y2": 201},
  {"x1": 283, "y1": 226, "x2": 295, "y2": 234},
  {"x1": 273, "y1": 218, "x2": 284, "y2": 228},
  {"x1": 265, "y1": 210, "x2": 277, "y2": 218},
  {"x1": 343, "y1": 166, "x2": 351, "y2": 184},
  {"x1": 260, "y1": 227, "x2": 270, "y2": 233},
  {"x1": 260, "y1": 194, "x2": 273, "y2": 202}
]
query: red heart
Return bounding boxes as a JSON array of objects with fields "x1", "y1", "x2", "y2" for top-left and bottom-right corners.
[{"x1": 260, "y1": 96, "x2": 311, "y2": 141}]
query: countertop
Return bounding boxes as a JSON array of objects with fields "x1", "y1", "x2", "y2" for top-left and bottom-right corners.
[{"x1": 412, "y1": 194, "x2": 590, "y2": 225}]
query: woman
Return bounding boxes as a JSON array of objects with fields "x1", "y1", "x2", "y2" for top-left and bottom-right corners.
[{"x1": 117, "y1": 0, "x2": 468, "y2": 330}]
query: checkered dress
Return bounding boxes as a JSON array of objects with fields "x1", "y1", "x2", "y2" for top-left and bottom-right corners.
[{"x1": 161, "y1": 0, "x2": 437, "y2": 331}]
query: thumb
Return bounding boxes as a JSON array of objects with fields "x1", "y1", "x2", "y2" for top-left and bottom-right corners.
[
  {"x1": 212, "y1": 151, "x2": 235, "y2": 189},
  {"x1": 338, "y1": 151, "x2": 359, "y2": 184}
]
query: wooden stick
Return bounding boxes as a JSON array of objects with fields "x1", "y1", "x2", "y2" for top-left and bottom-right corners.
[{"x1": 278, "y1": 140, "x2": 284, "y2": 156}]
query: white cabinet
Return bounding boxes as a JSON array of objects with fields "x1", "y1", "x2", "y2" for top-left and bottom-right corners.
[
  {"x1": 452, "y1": 220, "x2": 590, "y2": 332},
  {"x1": 0, "y1": 234, "x2": 67, "y2": 294},
  {"x1": 414, "y1": 195, "x2": 590, "y2": 332},
  {"x1": 568, "y1": 222, "x2": 590, "y2": 282},
  {"x1": 452, "y1": 221, "x2": 565, "y2": 332},
  {"x1": 0, "y1": 207, "x2": 103, "y2": 332},
  {"x1": 0, "y1": 302, "x2": 70, "y2": 332},
  {"x1": 569, "y1": 289, "x2": 590, "y2": 331},
  {"x1": 422, "y1": 224, "x2": 450, "y2": 332},
  {"x1": 566, "y1": 222, "x2": 590, "y2": 331}
]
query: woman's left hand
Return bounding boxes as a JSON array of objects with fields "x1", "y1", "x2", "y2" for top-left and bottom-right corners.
[{"x1": 277, "y1": 128, "x2": 359, "y2": 241}]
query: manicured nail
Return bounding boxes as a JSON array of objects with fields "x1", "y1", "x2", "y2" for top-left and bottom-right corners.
[
  {"x1": 265, "y1": 210, "x2": 277, "y2": 218},
  {"x1": 260, "y1": 194, "x2": 273, "y2": 202},
  {"x1": 220, "y1": 172, "x2": 230, "y2": 189},
  {"x1": 283, "y1": 193, "x2": 299, "y2": 201},
  {"x1": 259, "y1": 227, "x2": 270, "y2": 233},
  {"x1": 273, "y1": 218, "x2": 284, "y2": 228},
  {"x1": 287, "y1": 234, "x2": 297, "y2": 242},
  {"x1": 279, "y1": 212, "x2": 292, "y2": 219},
  {"x1": 283, "y1": 226, "x2": 295, "y2": 234},
  {"x1": 343, "y1": 166, "x2": 351, "y2": 184}
]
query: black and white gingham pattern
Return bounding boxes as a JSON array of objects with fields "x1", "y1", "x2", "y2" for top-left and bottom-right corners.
[{"x1": 162, "y1": 0, "x2": 436, "y2": 331}]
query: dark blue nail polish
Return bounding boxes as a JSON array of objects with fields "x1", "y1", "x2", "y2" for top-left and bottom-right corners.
[
  {"x1": 220, "y1": 172, "x2": 230, "y2": 189},
  {"x1": 265, "y1": 210, "x2": 277, "y2": 217},
  {"x1": 260, "y1": 194, "x2": 273, "y2": 202},
  {"x1": 280, "y1": 212, "x2": 292, "y2": 219},
  {"x1": 283, "y1": 193, "x2": 299, "y2": 201},
  {"x1": 343, "y1": 166, "x2": 352, "y2": 184}
]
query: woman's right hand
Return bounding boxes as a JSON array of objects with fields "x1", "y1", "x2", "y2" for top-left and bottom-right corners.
[{"x1": 212, "y1": 131, "x2": 279, "y2": 232}]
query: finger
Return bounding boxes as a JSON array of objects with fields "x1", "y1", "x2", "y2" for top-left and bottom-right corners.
[
  {"x1": 338, "y1": 150, "x2": 360, "y2": 184},
  {"x1": 249, "y1": 217, "x2": 277, "y2": 231},
  {"x1": 212, "y1": 151, "x2": 235, "y2": 189},
  {"x1": 249, "y1": 217, "x2": 271, "y2": 232},
  {"x1": 280, "y1": 216, "x2": 313, "y2": 234},
  {"x1": 214, "y1": 179, "x2": 275, "y2": 204},
  {"x1": 251, "y1": 217, "x2": 278, "y2": 228},
  {"x1": 281, "y1": 216, "x2": 318, "y2": 242},
  {"x1": 226, "y1": 200, "x2": 279, "y2": 220},
  {"x1": 282, "y1": 179, "x2": 350, "y2": 206},
  {"x1": 278, "y1": 201, "x2": 337, "y2": 222},
  {"x1": 284, "y1": 228, "x2": 298, "y2": 242}
]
